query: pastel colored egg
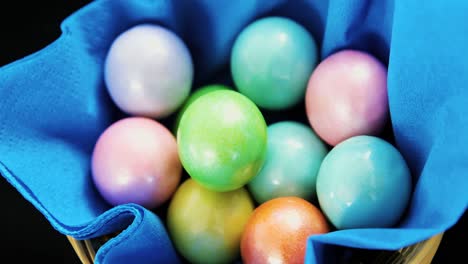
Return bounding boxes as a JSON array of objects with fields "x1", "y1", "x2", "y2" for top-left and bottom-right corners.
[
  {"x1": 167, "y1": 179, "x2": 254, "y2": 264},
  {"x1": 248, "y1": 121, "x2": 328, "y2": 204},
  {"x1": 231, "y1": 16, "x2": 318, "y2": 110},
  {"x1": 316, "y1": 135, "x2": 412, "y2": 229},
  {"x1": 177, "y1": 90, "x2": 267, "y2": 192},
  {"x1": 91, "y1": 117, "x2": 181, "y2": 209},
  {"x1": 305, "y1": 49, "x2": 388, "y2": 146},
  {"x1": 241, "y1": 196, "x2": 330, "y2": 264},
  {"x1": 104, "y1": 24, "x2": 193, "y2": 118},
  {"x1": 173, "y1": 84, "x2": 230, "y2": 134}
]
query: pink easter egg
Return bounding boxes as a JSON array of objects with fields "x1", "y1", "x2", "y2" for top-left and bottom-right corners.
[
  {"x1": 305, "y1": 49, "x2": 388, "y2": 146},
  {"x1": 91, "y1": 117, "x2": 181, "y2": 209}
]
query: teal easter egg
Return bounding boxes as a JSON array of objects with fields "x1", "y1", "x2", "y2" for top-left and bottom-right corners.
[
  {"x1": 231, "y1": 16, "x2": 318, "y2": 110},
  {"x1": 316, "y1": 135, "x2": 412, "y2": 229},
  {"x1": 248, "y1": 121, "x2": 328, "y2": 204}
]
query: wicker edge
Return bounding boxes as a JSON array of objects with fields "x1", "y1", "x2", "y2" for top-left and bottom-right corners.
[
  {"x1": 67, "y1": 236, "x2": 94, "y2": 264},
  {"x1": 407, "y1": 233, "x2": 443, "y2": 264}
]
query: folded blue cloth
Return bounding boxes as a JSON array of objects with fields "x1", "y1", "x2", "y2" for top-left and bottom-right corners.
[{"x1": 0, "y1": 0, "x2": 467, "y2": 263}]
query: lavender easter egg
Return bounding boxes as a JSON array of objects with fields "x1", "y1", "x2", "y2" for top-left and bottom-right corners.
[{"x1": 104, "y1": 24, "x2": 193, "y2": 118}]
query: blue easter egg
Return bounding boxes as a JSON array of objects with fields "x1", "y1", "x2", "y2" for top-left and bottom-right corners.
[
  {"x1": 248, "y1": 121, "x2": 328, "y2": 204},
  {"x1": 316, "y1": 135, "x2": 412, "y2": 229}
]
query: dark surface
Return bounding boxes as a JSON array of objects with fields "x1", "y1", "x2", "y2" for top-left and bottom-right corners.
[
  {"x1": 0, "y1": 1, "x2": 466, "y2": 263},
  {"x1": 0, "y1": 2, "x2": 92, "y2": 263}
]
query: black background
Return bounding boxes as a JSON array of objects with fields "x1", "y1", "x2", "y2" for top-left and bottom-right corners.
[{"x1": 0, "y1": 1, "x2": 465, "y2": 263}]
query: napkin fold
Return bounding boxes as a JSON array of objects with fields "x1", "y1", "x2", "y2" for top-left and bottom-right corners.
[{"x1": 0, "y1": 0, "x2": 466, "y2": 263}]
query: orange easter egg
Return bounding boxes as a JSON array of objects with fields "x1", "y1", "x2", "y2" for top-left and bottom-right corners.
[{"x1": 241, "y1": 196, "x2": 330, "y2": 264}]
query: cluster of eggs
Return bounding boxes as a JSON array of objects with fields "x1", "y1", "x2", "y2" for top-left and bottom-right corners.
[{"x1": 91, "y1": 16, "x2": 412, "y2": 264}]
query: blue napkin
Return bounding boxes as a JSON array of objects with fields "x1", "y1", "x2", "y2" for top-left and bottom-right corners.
[{"x1": 0, "y1": 0, "x2": 467, "y2": 263}]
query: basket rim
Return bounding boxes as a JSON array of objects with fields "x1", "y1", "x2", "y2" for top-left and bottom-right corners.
[{"x1": 66, "y1": 232, "x2": 444, "y2": 264}]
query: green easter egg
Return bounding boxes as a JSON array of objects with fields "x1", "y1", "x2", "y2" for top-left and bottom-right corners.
[
  {"x1": 173, "y1": 84, "x2": 230, "y2": 134},
  {"x1": 177, "y1": 90, "x2": 267, "y2": 192}
]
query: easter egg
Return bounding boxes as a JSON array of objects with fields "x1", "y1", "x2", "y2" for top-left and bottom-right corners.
[
  {"x1": 305, "y1": 49, "x2": 388, "y2": 146},
  {"x1": 167, "y1": 179, "x2": 254, "y2": 264},
  {"x1": 91, "y1": 117, "x2": 181, "y2": 209},
  {"x1": 231, "y1": 16, "x2": 318, "y2": 110},
  {"x1": 316, "y1": 135, "x2": 412, "y2": 229},
  {"x1": 173, "y1": 84, "x2": 230, "y2": 134},
  {"x1": 241, "y1": 196, "x2": 330, "y2": 264},
  {"x1": 177, "y1": 90, "x2": 267, "y2": 192},
  {"x1": 104, "y1": 24, "x2": 193, "y2": 118},
  {"x1": 248, "y1": 121, "x2": 328, "y2": 204}
]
